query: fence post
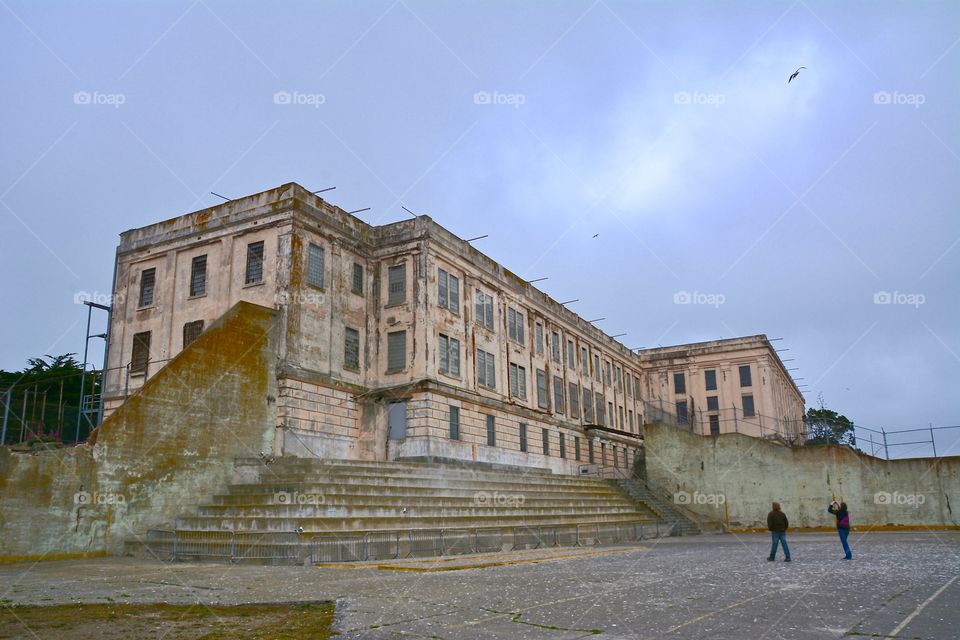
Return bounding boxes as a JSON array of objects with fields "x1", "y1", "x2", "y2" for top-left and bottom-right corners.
[
  {"x1": 930, "y1": 425, "x2": 937, "y2": 457},
  {"x1": 882, "y1": 428, "x2": 889, "y2": 459},
  {"x1": 1, "y1": 387, "x2": 10, "y2": 445},
  {"x1": 732, "y1": 404, "x2": 739, "y2": 434}
]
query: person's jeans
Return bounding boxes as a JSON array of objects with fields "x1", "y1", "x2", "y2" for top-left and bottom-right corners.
[
  {"x1": 769, "y1": 531, "x2": 790, "y2": 559},
  {"x1": 838, "y1": 528, "x2": 852, "y2": 559}
]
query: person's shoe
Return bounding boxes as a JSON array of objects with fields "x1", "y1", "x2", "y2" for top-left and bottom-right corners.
[
  {"x1": 784, "y1": 558, "x2": 791, "y2": 562},
  {"x1": 843, "y1": 556, "x2": 852, "y2": 560},
  {"x1": 767, "y1": 556, "x2": 775, "y2": 561}
]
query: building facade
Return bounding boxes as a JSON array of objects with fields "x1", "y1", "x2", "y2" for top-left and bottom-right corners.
[{"x1": 102, "y1": 183, "x2": 804, "y2": 474}]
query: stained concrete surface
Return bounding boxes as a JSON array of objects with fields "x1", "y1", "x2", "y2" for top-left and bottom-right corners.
[{"x1": 1, "y1": 531, "x2": 957, "y2": 639}]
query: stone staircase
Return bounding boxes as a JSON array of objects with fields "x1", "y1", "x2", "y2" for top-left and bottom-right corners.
[
  {"x1": 615, "y1": 478, "x2": 702, "y2": 536},
  {"x1": 140, "y1": 458, "x2": 668, "y2": 563}
]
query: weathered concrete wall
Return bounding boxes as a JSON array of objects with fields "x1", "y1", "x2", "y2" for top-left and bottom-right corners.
[
  {"x1": 0, "y1": 302, "x2": 278, "y2": 561},
  {"x1": 643, "y1": 423, "x2": 959, "y2": 530}
]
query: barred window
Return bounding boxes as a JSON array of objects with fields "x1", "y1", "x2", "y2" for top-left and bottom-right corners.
[
  {"x1": 551, "y1": 331, "x2": 561, "y2": 361},
  {"x1": 559, "y1": 433, "x2": 566, "y2": 459},
  {"x1": 245, "y1": 241, "x2": 264, "y2": 285},
  {"x1": 183, "y1": 320, "x2": 204, "y2": 348},
  {"x1": 508, "y1": 307, "x2": 525, "y2": 344},
  {"x1": 676, "y1": 400, "x2": 689, "y2": 425},
  {"x1": 131, "y1": 331, "x2": 151, "y2": 375},
  {"x1": 438, "y1": 268, "x2": 459, "y2": 312},
  {"x1": 536, "y1": 369, "x2": 548, "y2": 409},
  {"x1": 581, "y1": 347, "x2": 589, "y2": 375},
  {"x1": 742, "y1": 394, "x2": 756, "y2": 417},
  {"x1": 595, "y1": 392, "x2": 606, "y2": 425},
  {"x1": 705, "y1": 369, "x2": 717, "y2": 391},
  {"x1": 574, "y1": 435, "x2": 581, "y2": 461},
  {"x1": 351, "y1": 263, "x2": 364, "y2": 295},
  {"x1": 387, "y1": 331, "x2": 406, "y2": 372},
  {"x1": 542, "y1": 428, "x2": 550, "y2": 456},
  {"x1": 707, "y1": 396, "x2": 719, "y2": 412},
  {"x1": 583, "y1": 387, "x2": 594, "y2": 423},
  {"x1": 739, "y1": 365, "x2": 752, "y2": 387},
  {"x1": 189, "y1": 255, "x2": 207, "y2": 297},
  {"x1": 476, "y1": 349, "x2": 496, "y2": 388},
  {"x1": 449, "y1": 406, "x2": 460, "y2": 440},
  {"x1": 344, "y1": 327, "x2": 360, "y2": 370},
  {"x1": 519, "y1": 422, "x2": 527, "y2": 452},
  {"x1": 618, "y1": 405, "x2": 625, "y2": 429},
  {"x1": 138, "y1": 268, "x2": 156, "y2": 307},
  {"x1": 629, "y1": 410, "x2": 634, "y2": 432},
  {"x1": 475, "y1": 290, "x2": 494, "y2": 329},
  {"x1": 509, "y1": 362, "x2": 527, "y2": 399},
  {"x1": 588, "y1": 438, "x2": 595, "y2": 464},
  {"x1": 486, "y1": 414, "x2": 496, "y2": 446},
  {"x1": 635, "y1": 376, "x2": 642, "y2": 398},
  {"x1": 439, "y1": 334, "x2": 460, "y2": 376},
  {"x1": 625, "y1": 371, "x2": 632, "y2": 397},
  {"x1": 387, "y1": 264, "x2": 406, "y2": 305},
  {"x1": 553, "y1": 376, "x2": 565, "y2": 414},
  {"x1": 604, "y1": 361, "x2": 612, "y2": 385},
  {"x1": 567, "y1": 340, "x2": 575, "y2": 369},
  {"x1": 307, "y1": 243, "x2": 324, "y2": 288},
  {"x1": 535, "y1": 323, "x2": 544, "y2": 354},
  {"x1": 674, "y1": 372, "x2": 686, "y2": 394},
  {"x1": 568, "y1": 382, "x2": 580, "y2": 419},
  {"x1": 594, "y1": 354, "x2": 601, "y2": 382}
]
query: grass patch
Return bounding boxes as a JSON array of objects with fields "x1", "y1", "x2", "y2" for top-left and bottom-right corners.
[{"x1": 0, "y1": 601, "x2": 336, "y2": 639}]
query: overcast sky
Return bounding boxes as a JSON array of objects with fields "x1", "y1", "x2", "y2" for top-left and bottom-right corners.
[{"x1": 1, "y1": 1, "x2": 958, "y2": 455}]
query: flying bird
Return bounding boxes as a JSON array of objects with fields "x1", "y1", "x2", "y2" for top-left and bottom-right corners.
[
  {"x1": 788, "y1": 67, "x2": 806, "y2": 83},
  {"x1": 592, "y1": 233, "x2": 599, "y2": 238}
]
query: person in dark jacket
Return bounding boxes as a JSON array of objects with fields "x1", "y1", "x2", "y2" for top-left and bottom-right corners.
[
  {"x1": 767, "y1": 501, "x2": 791, "y2": 562},
  {"x1": 828, "y1": 501, "x2": 852, "y2": 559}
]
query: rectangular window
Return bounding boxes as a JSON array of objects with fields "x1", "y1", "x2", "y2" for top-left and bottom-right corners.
[
  {"x1": 449, "y1": 406, "x2": 460, "y2": 440},
  {"x1": 553, "y1": 376, "x2": 565, "y2": 414},
  {"x1": 474, "y1": 289, "x2": 494, "y2": 330},
  {"x1": 542, "y1": 428, "x2": 550, "y2": 456},
  {"x1": 583, "y1": 387, "x2": 594, "y2": 423},
  {"x1": 519, "y1": 423, "x2": 528, "y2": 452},
  {"x1": 189, "y1": 255, "x2": 206, "y2": 297},
  {"x1": 588, "y1": 438, "x2": 595, "y2": 464},
  {"x1": 486, "y1": 414, "x2": 496, "y2": 446},
  {"x1": 183, "y1": 320, "x2": 203, "y2": 348},
  {"x1": 613, "y1": 445, "x2": 619, "y2": 468},
  {"x1": 567, "y1": 340, "x2": 575, "y2": 369},
  {"x1": 439, "y1": 334, "x2": 460, "y2": 376},
  {"x1": 705, "y1": 369, "x2": 717, "y2": 391},
  {"x1": 131, "y1": 331, "x2": 151, "y2": 374},
  {"x1": 536, "y1": 369, "x2": 548, "y2": 409},
  {"x1": 596, "y1": 392, "x2": 605, "y2": 425},
  {"x1": 616, "y1": 366, "x2": 622, "y2": 386},
  {"x1": 387, "y1": 330, "x2": 406, "y2": 372},
  {"x1": 551, "y1": 331, "x2": 561, "y2": 361},
  {"x1": 706, "y1": 396, "x2": 719, "y2": 412},
  {"x1": 476, "y1": 349, "x2": 496, "y2": 388},
  {"x1": 604, "y1": 361, "x2": 612, "y2": 385},
  {"x1": 635, "y1": 376, "x2": 642, "y2": 398},
  {"x1": 581, "y1": 347, "x2": 589, "y2": 375},
  {"x1": 438, "y1": 268, "x2": 459, "y2": 312},
  {"x1": 673, "y1": 372, "x2": 686, "y2": 395},
  {"x1": 535, "y1": 323, "x2": 544, "y2": 354},
  {"x1": 676, "y1": 400, "x2": 688, "y2": 425},
  {"x1": 608, "y1": 402, "x2": 614, "y2": 426},
  {"x1": 344, "y1": 327, "x2": 360, "y2": 370},
  {"x1": 387, "y1": 264, "x2": 406, "y2": 305},
  {"x1": 709, "y1": 414, "x2": 720, "y2": 435},
  {"x1": 307, "y1": 243, "x2": 324, "y2": 288},
  {"x1": 509, "y1": 363, "x2": 527, "y2": 399},
  {"x1": 351, "y1": 263, "x2": 364, "y2": 295},
  {"x1": 507, "y1": 307, "x2": 525, "y2": 344},
  {"x1": 628, "y1": 410, "x2": 634, "y2": 432},
  {"x1": 625, "y1": 372, "x2": 632, "y2": 398},
  {"x1": 739, "y1": 364, "x2": 752, "y2": 387},
  {"x1": 574, "y1": 435, "x2": 581, "y2": 461},
  {"x1": 559, "y1": 433, "x2": 566, "y2": 459},
  {"x1": 618, "y1": 405, "x2": 625, "y2": 429},
  {"x1": 245, "y1": 241, "x2": 264, "y2": 285},
  {"x1": 138, "y1": 268, "x2": 156, "y2": 307},
  {"x1": 742, "y1": 394, "x2": 756, "y2": 417},
  {"x1": 594, "y1": 354, "x2": 601, "y2": 381},
  {"x1": 568, "y1": 382, "x2": 580, "y2": 419}
]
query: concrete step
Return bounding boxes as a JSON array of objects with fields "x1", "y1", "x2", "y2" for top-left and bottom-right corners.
[
  {"x1": 208, "y1": 493, "x2": 634, "y2": 508},
  {"x1": 225, "y1": 477, "x2": 619, "y2": 495},
  {"x1": 194, "y1": 504, "x2": 646, "y2": 518}
]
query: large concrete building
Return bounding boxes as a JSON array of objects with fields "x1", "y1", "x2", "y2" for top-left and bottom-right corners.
[{"x1": 102, "y1": 183, "x2": 805, "y2": 475}]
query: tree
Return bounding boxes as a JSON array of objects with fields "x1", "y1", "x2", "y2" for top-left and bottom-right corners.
[{"x1": 805, "y1": 394, "x2": 856, "y2": 447}]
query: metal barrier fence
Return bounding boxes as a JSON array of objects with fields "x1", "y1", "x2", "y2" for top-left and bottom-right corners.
[{"x1": 148, "y1": 530, "x2": 302, "y2": 563}]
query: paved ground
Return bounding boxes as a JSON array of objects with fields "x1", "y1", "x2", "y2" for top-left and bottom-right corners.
[{"x1": 1, "y1": 531, "x2": 958, "y2": 639}]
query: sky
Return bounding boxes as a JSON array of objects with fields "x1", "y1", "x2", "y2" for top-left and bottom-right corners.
[{"x1": 1, "y1": 0, "x2": 958, "y2": 455}]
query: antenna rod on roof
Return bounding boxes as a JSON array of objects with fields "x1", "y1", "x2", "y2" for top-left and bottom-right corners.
[
  {"x1": 787, "y1": 367, "x2": 799, "y2": 371},
  {"x1": 559, "y1": 299, "x2": 579, "y2": 305},
  {"x1": 768, "y1": 337, "x2": 784, "y2": 341},
  {"x1": 348, "y1": 208, "x2": 371, "y2": 214},
  {"x1": 611, "y1": 333, "x2": 627, "y2": 338},
  {"x1": 630, "y1": 347, "x2": 644, "y2": 351},
  {"x1": 466, "y1": 234, "x2": 488, "y2": 243},
  {"x1": 587, "y1": 318, "x2": 605, "y2": 323},
  {"x1": 313, "y1": 187, "x2": 336, "y2": 194},
  {"x1": 775, "y1": 348, "x2": 790, "y2": 352},
  {"x1": 211, "y1": 192, "x2": 231, "y2": 201},
  {"x1": 402, "y1": 206, "x2": 417, "y2": 218},
  {"x1": 527, "y1": 277, "x2": 548, "y2": 284},
  {"x1": 781, "y1": 358, "x2": 795, "y2": 362}
]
